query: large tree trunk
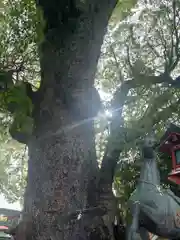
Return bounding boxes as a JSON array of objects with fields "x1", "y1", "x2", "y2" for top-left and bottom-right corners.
[{"x1": 19, "y1": 1, "x2": 118, "y2": 240}]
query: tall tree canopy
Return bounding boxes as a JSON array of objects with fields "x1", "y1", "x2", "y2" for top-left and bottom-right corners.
[
  {"x1": 97, "y1": 0, "x2": 180, "y2": 221},
  {"x1": 1, "y1": 0, "x2": 180, "y2": 239}
]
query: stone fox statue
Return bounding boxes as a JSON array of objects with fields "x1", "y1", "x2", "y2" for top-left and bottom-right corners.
[{"x1": 127, "y1": 136, "x2": 180, "y2": 240}]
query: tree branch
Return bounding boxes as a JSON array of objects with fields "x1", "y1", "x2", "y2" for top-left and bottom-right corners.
[
  {"x1": 98, "y1": 72, "x2": 178, "y2": 194},
  {"x1": 100, "y1": 81, "x2": 132, "y2": 184},
  {"x1": 168, "y1": 0, "x2": 180, "y2": 72}
]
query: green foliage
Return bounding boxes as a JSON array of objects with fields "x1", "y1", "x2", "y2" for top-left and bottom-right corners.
[
  {"x1": 0, "y1": 71, "x2": 13, "y2": 89},
  {"x1": 0, "y1": 139, "x2": 27, "y2": 204},
  {"x1": 0, "y1": 0, "x2": 41, "y2": 146},
  {"x1": 95, "y1": 0, "x2": 180, "y2": 219},
  {"x1": 0, "y1": 0, "x2": 40, "y2": 201},
  {"x1": 0, "y1": 81, "x2": 34, "y2": 143},
  {"x1": 5, "y1": 83, "x2": 33, "y2": 113},
  {"x1": 111, "y1": 0, "x2": 138, "y2": 23},
  {"x1": 10, "y1": 114, "x2": 34, "y2": 138}
]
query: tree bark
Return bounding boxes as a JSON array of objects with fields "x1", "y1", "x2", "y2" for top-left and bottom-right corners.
[{"x1": 20, "y1": 1, "x2": 118, "y2": 240}]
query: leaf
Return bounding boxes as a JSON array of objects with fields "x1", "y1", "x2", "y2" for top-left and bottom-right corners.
[
  {"x1": 111, "y1": 0, "x2": 138, "y2": 23},
  {"x1": 5, "y1": 83, "x2": 33, "y2": 115},
  {"x1": 11, "y1": 113, "x2": 34, "y2": 135}
]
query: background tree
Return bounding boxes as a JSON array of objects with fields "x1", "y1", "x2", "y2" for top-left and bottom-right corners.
[{"x1": 96, "y1": 0, "x2": 180, "y2": 223}]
